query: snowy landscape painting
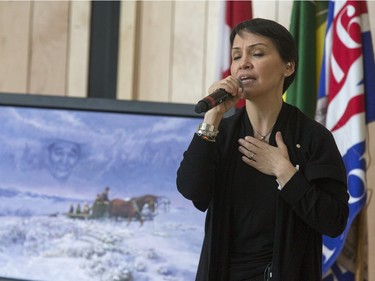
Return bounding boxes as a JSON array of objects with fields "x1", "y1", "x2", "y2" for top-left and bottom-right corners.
[{"x1": 0, "y1": 103, "x2": 205, "y2": 281}]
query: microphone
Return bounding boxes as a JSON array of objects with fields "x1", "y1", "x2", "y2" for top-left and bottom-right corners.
[{"x1": 194, "y1": 79, "x2": 244, "y2": 114}]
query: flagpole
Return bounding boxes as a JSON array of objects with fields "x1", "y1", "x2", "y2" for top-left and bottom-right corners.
[
  {"x1": 356, "y1": 135, "x2": 373, "y2": 281},
  {"x1": 355, "y1": 204, "x2": 368, "y2": 281}
]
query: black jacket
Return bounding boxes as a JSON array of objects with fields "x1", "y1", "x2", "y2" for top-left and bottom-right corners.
[{"x1": 177, "y1": 103, "x2": 349, "y2": 281}]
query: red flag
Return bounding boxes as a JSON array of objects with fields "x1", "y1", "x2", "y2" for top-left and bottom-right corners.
[{"x1": 217, "y1": 0, "x2": 252, "y2": 109}]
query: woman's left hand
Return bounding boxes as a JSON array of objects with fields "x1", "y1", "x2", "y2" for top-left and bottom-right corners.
[{"x1": 238, "y1": 131, "x2": 297, "y2": 183}]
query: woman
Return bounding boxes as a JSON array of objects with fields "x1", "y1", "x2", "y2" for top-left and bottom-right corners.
[{"x1": 176, "y1": 18, "x2": 349, "y2": 281}]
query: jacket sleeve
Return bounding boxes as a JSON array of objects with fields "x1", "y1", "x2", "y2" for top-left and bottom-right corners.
[
  {"x1": 279, "y1": 127, "x2": 349, "y2": 238},
  {"x1": 176, "y1": 134, "x2": 218, "y2": 212},
  {"x1": 279, "y1": 173, "x2": 349, "y2": 237}
]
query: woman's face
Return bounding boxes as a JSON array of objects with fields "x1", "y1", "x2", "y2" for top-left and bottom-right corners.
[{"x1": 230, "y1": 31, "x2": 292, "y2": 100}]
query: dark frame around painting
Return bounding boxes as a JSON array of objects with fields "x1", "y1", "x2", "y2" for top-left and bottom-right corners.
[{"x1": 0, "y1": 93, "x2": 205, "y2": 281}]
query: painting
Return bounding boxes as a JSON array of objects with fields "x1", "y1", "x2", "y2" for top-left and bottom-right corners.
[{"x1": 0, "y1": 95, "x2": 205, "y2": 281}]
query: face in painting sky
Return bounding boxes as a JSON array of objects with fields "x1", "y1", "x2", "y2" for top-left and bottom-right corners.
[{"x1": 47, "y1": 139, "x2": 80, "y2": 181}]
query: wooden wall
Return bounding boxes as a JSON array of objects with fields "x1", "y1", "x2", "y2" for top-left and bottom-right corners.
[
  {"x1": 0, "y1": 1, "x2": 90, "y2": 97},
  {"x1": 1, "y1": 0, "x2": 373, "y2": 103},
  {"x1": 0, "y1": 0, "x2": 294, "y2": 101},
  {"x1": 117, "y1": 0, "x2": 295, "y2": 104},
  {"x1": 1, "y1": 0, "x2": 375, "y2": 279}
]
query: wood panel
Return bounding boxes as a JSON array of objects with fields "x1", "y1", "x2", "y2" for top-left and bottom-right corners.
[
  {"x1": 66, "y1": 1, "x2": 91, "y2": 98},
  {"x1": 171, "y1": 1, "x2": 207, "y2": 104},
  {"x1": 204, "y1": 0, "x2": 223, "y2": 90},
  {"x1": 136, "y1": 1, "x2": 173, "y2": 102},
  {"x1": 117, "y1": 0, "x2": 138, "y2": 100},
  {"x1": 0, "y1": 1, "x2": 31, "y2": 94},
  {"x1": 276, "y1": 1, "x2": 293, "y2": 28},
  {"x1": 29, "y1": 1, "x2": 69, "y2": 96},
  {"x1": 252, "y1": 0, "x2": 277, "y2": 22}
]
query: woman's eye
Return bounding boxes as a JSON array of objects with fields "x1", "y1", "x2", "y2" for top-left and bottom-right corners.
[
  {"x1": 232, "y1": 56, "x2": 241, "y2": 61},
  {"x1": 253, "y1": 53, "x2": 264, "y2": 57}
]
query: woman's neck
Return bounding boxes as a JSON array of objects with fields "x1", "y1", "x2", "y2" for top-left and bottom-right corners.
[{"x1": 245, "y1": 97, "x2": 283, "y2": 139}]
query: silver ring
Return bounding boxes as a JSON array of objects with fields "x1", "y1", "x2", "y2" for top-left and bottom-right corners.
[{"x1": 249, "y1": 152, "x2": 255, "y2": 160}]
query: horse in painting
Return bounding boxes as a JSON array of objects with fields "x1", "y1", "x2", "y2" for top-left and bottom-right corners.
[
  {"x1": 108, "y1": 194, "x2": 162, "y2": 226},
  {"x1": 108, "y1": 198, "x2": 143, "y2": 225}
]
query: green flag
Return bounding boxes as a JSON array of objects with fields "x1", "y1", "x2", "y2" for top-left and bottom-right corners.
[{"x1": 286, "y1": 1, "x2": 329, "y2": 119}]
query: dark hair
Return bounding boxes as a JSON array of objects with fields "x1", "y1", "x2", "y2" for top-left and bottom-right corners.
[{"x1": 230, "y1": 18, "x2": 298, "y2": 93}]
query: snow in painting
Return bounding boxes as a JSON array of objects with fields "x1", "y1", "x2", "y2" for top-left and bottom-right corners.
[{"x1": 0, "y1": 105, "x2": 205, "y2": 281}]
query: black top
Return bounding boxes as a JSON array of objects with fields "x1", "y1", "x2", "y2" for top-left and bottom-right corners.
[
  {"x1": 176, "y1": 103, "x2": 349, "y2": 281},
  {"x1": 229, "y1": 113, "x2": 277, "y2": 280}
]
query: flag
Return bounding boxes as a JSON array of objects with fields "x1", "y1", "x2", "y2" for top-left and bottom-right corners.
[
  {"x1": 315, "y1": 1, "x2": 375, "y2": 280},
  {"x1": 286, "y1": 1, "x2": 329, "y2": 119},
  {"x1": 216, "y1": 0, "x2": 252, "y2": 109}
]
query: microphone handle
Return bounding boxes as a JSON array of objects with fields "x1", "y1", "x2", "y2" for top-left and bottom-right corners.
[{"x1": 194, "y1": 89, "x2": 229, "y2": 114}]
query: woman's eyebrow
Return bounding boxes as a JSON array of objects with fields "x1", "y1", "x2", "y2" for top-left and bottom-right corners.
[{"x1": 232, "y1": 42, "x2": 269, "y2": 52}]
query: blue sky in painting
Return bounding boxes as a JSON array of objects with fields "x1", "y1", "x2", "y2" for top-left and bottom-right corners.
[{"x1": 0, "y1": 105, "x2": 200, "y2": 200}]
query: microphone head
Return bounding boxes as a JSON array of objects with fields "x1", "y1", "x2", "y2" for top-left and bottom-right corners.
[{"x1": 194, "y1": 101, "x2": 208, "y2": 114}]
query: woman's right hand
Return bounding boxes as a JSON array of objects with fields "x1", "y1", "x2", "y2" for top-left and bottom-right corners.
[{"x1": 203, "y1": 76, "x2": 243, "y2": 127}]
